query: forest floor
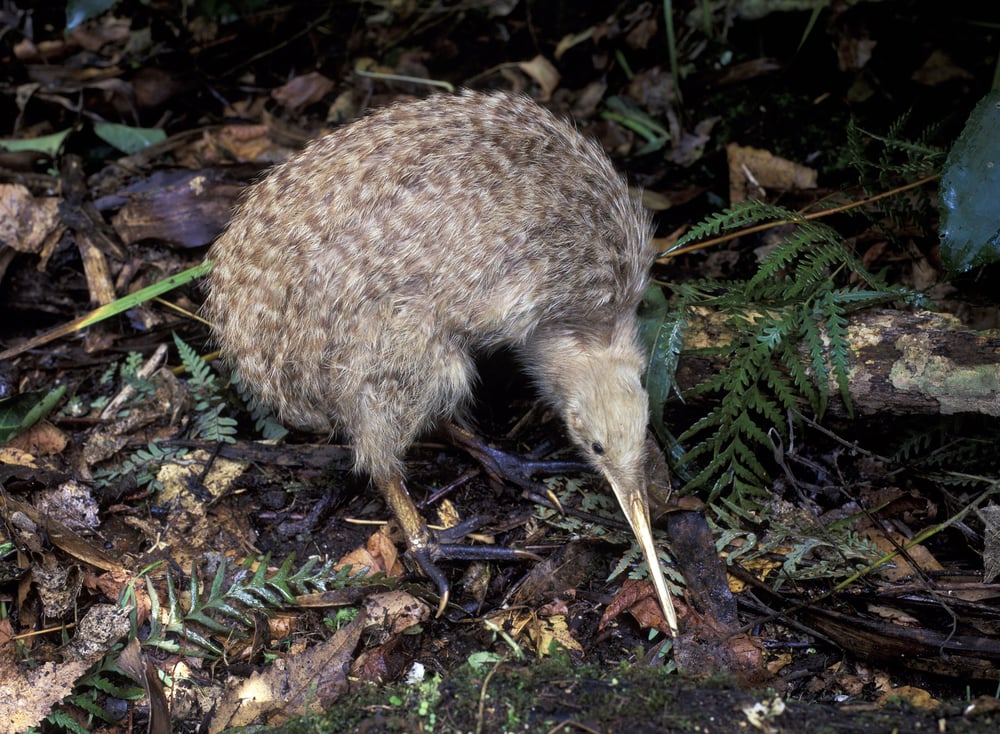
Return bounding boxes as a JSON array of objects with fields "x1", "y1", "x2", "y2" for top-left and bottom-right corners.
[{"x1": 1, "y1": 1, "x2": 999, "y2": 732}]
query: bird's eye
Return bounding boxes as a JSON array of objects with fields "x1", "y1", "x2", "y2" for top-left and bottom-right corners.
[{"x1": 591, "y1": 442, "x2": 605, "y2": 455}]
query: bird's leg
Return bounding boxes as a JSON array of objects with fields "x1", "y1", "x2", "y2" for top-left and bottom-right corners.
[
  {"x1": 378, "y1": 473, "x2": 541, "y2": 617},
  {"x1": 378, "y1": 473, "x2": 452, "y2": 616},
  {"x1": 445, "y1": 423, "x2": 588, "y2": 490}
]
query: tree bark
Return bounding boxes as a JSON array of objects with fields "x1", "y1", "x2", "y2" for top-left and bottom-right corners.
[{"x1": 673, "y1": 309, "x2": 1000, "y2": 417}]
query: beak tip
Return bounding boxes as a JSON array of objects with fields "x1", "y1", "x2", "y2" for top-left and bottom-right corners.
[{"x1": 607, "y1": 477, "x2": 680, "y2": 638}]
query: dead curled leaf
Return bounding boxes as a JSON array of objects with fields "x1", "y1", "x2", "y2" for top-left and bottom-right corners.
[
  {"x1": 515, "y1": 55, "x2": 560, "y2": 101},
  {"x1": 527, "y1": 614, "x2": 583, "y2": 656},
  {"x1": 208, "y1": 609, "x2": 366, "y2": 733},
  {"x1": 336, "y1": 524, "x2": 405, "y2": 579},
  {"x1": 362, "y1": 590, "x2": 431, "y2": 637},
  {"x1": 118, "y1": 639, "x2": 171, "y2": 734},
  {"x1": 483, "y1": 608, "x2": 584, "y2": 657},
  {"x1": 0, "y1": 184, "x2": 62, "y2": 253},
  {"x1": 599, "y1": 578, "x2": 674, "y2": 635},
  {"x1": 270, "y1": 71, "x2": 336, "y2": 111},
  {"x1": 726, "y1": 143, "x2": 817, "y2": 203}
]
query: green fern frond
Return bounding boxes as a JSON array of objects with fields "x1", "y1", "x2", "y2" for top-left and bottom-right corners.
[
  {"x1": 816, "y1": 291, "x2": 853, "y2": 414},
  {"x1": 173, "y1": 332, "x2": 215, "y2": 393},
  {"x1": 654, "y1": 195, "x2": 917, "y2": 508},
  {"x1": 668, "y1": 199, "x2": 795, "y2": 253},
  {"x1": 232, "y1": 371, "x2": 289, "y2": 441},
  {"x1": 846, "y1": 114, "x2": 943, "y2": 232},
  {"x1": 46, "y1": 709, "x2": 90, "y2": 734},
  {"x1": 135, "y1": 553, "x2": 378, "y2": 660}
]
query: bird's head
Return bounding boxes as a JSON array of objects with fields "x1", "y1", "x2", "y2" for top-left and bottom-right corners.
[{"x1": 526, "y1": 319, "x2": 678, "y2": 636}]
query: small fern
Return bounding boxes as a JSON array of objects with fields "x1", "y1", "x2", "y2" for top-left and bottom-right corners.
[
  {"x1": 89, "y1": 351, "x2": 158, "y2": 416},
  {"x1": 708, "y1": 499, "x2": 882, "y2": 588},
  {"x1": 93, "y1": 440, "x2": 187, "y2": 493},
  {"x1": 670, "y1": 200, "x2": 795, "y2": 246},
  {"x1": 232, "y1": 371, "x2": 288, "y2": 441},
  {"x1": 891, "y1": 419, "x2": 1000, "y2": 476},
  {"x1": 844, "y1": 115, "x2": 943, "y2": 231},
  {"x1": 646, "y1": 200, "x2": 917, "y2": 508},
  {"x1": 92, "y1": 337, "x2": 244, "y2": 491},
  {"x1": 173, "y1": 333, "x2": 237, "y2": 443},
  {"x1": 57, "y1": 656, "x2": 145, "y2": 729},
  {"x1": 139, "y1": 553, "x2": 377, "y2": 658},
  {"x1": 44, "y1": 709, "x2": 90, "y2": 734}
]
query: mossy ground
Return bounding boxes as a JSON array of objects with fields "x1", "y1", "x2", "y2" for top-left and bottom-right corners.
[{"x1": 248, "y1": 654, "x2": 999, "y2": 734}]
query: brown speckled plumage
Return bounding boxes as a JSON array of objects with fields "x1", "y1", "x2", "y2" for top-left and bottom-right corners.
[{"x1": 204, "y1": 90, "x2": 677, "y2": 634}]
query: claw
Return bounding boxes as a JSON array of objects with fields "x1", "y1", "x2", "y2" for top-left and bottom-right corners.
[
  {"x1": 409, "y1": 546, "x2": 452, "y2": 618},
  {"x1": 446, "y1": 423, "x2": 587, "y2": 489},
  {"x1": 379, "y1": 472, "x2": 540, "y2": 616}
]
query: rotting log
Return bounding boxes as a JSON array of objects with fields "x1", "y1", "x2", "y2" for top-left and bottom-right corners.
[{"x1": 673, "y1": 309, "x2": 1000, "y2": 417}]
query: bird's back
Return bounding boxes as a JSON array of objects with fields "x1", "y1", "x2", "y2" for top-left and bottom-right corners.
[{"x1": 205, "y1": 91, "x2": 652, "y2": 437}]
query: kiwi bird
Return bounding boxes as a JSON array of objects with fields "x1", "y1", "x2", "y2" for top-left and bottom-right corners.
[{"x1": 204, "y1": 90, "x2": 678, "y2": 636}]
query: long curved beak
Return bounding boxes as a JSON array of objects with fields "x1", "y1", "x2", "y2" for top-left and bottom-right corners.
[{"x1": 608, "y1": 477, "x2": 679, "y2": 638}]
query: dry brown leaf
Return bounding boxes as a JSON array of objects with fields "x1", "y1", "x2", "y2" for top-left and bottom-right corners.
[
  {"x1": 717, "y1": 58, "x2": 782, "y2": 85},
  {"x1": 363, "y1": 590, "x2": 431, "y2": 636},
  {"x1": 483, "y1": 608, "x2": 534, "y2": 643},
  {"x1": 516, "y1": 56, "x2": 560, "y2": 101},
  {"x1": 912, "y1": 50, "x2": 973, "y2": 86},
  {"x1": 571, "y1": 79, "x2": 607, "y2": 118},
  {"x1": 625, "y1": 18, "x2": 658, "y2": 49},
  {"x1": 667, "y1": 117, "x2": 718, "y2": 166},
  {"x1": 208, "y1": 609, "x2": 365, "y2": 732},
  {"x1": 599, "y1": 578, "x2": 672, "y2": 634},
  {"x1": 337, "y1": 524, "x2": 404, "y2": 579},
  {"x1": 626, "y1": 66, "x2": 675, "y2": 114},
  {"x1": 3, "y1": 421, "x2": 67, "y2": 457},
  {"x1": 527, "y1": 614, "x2": 583, "y2": 656},
  {"x1": 351, "y1": 633, "x2": 409, "y2": 685},
  {"x1": 862, "y1": 528, "x2": 944, "y2": 581},
  {"x1": 726, "y1": 143, "x2": 817, "y2": 203},
  {"x1": 85, "y1": 568, "x2": 143, "y2": 620},
  {"x1": 118, "y1": 638, "x2": 171, "y2": 734},
  {"x1": 877, "y1": 685, "x2": 940, "y2": 709},
  {"x1": 642, "y1": 187, "x2": 702, "y2": 212},
  {"x1": 836, "y1": 36, "x2": 877, "y2": 72},
  {"x1": 110, "y1": 169, "x2": 242, "y2": 248},
  {"x1": 271, "y1": 71, "x2": 336, "y2": 111},
  {"x1": 0, "y1": 447, "x2": 38, "y2": 467},
  {"x1": 0, "y1": 184, "x2": 61, "y2": 253},
  {"x1": 210, "y1": 124, "x2": 283, "y2": 164},
  {"x1": 766, "y1": 651, "x2": 793, "y2": 676},
  {"x1": 483, "y1": 607, "x2": 583, "y2": 657}
]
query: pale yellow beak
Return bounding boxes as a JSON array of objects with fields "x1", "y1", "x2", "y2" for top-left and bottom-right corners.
[{"x1": 608, "y1": 477, "x2": 679, "y2": 638}]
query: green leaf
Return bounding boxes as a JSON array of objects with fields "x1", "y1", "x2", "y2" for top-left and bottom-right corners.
[
  {"x1": 0, "y1": 129, "x2": 71, "y2": 156},
  {"x1": 66, "y1": 0, "x2": 117, "y2": 29},
  {"x1": 93, "y1": 122, "x2": 167, "y2": 154},
  {"x1": 939, "y1": 89, "x2": 1000, "y2": 271},
  {"x1": 0, "y1": 386, "x2": 67, "y2": 444},
  {"x1": 638, "y1": 285, "x2": 685, "y2": 444}
]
